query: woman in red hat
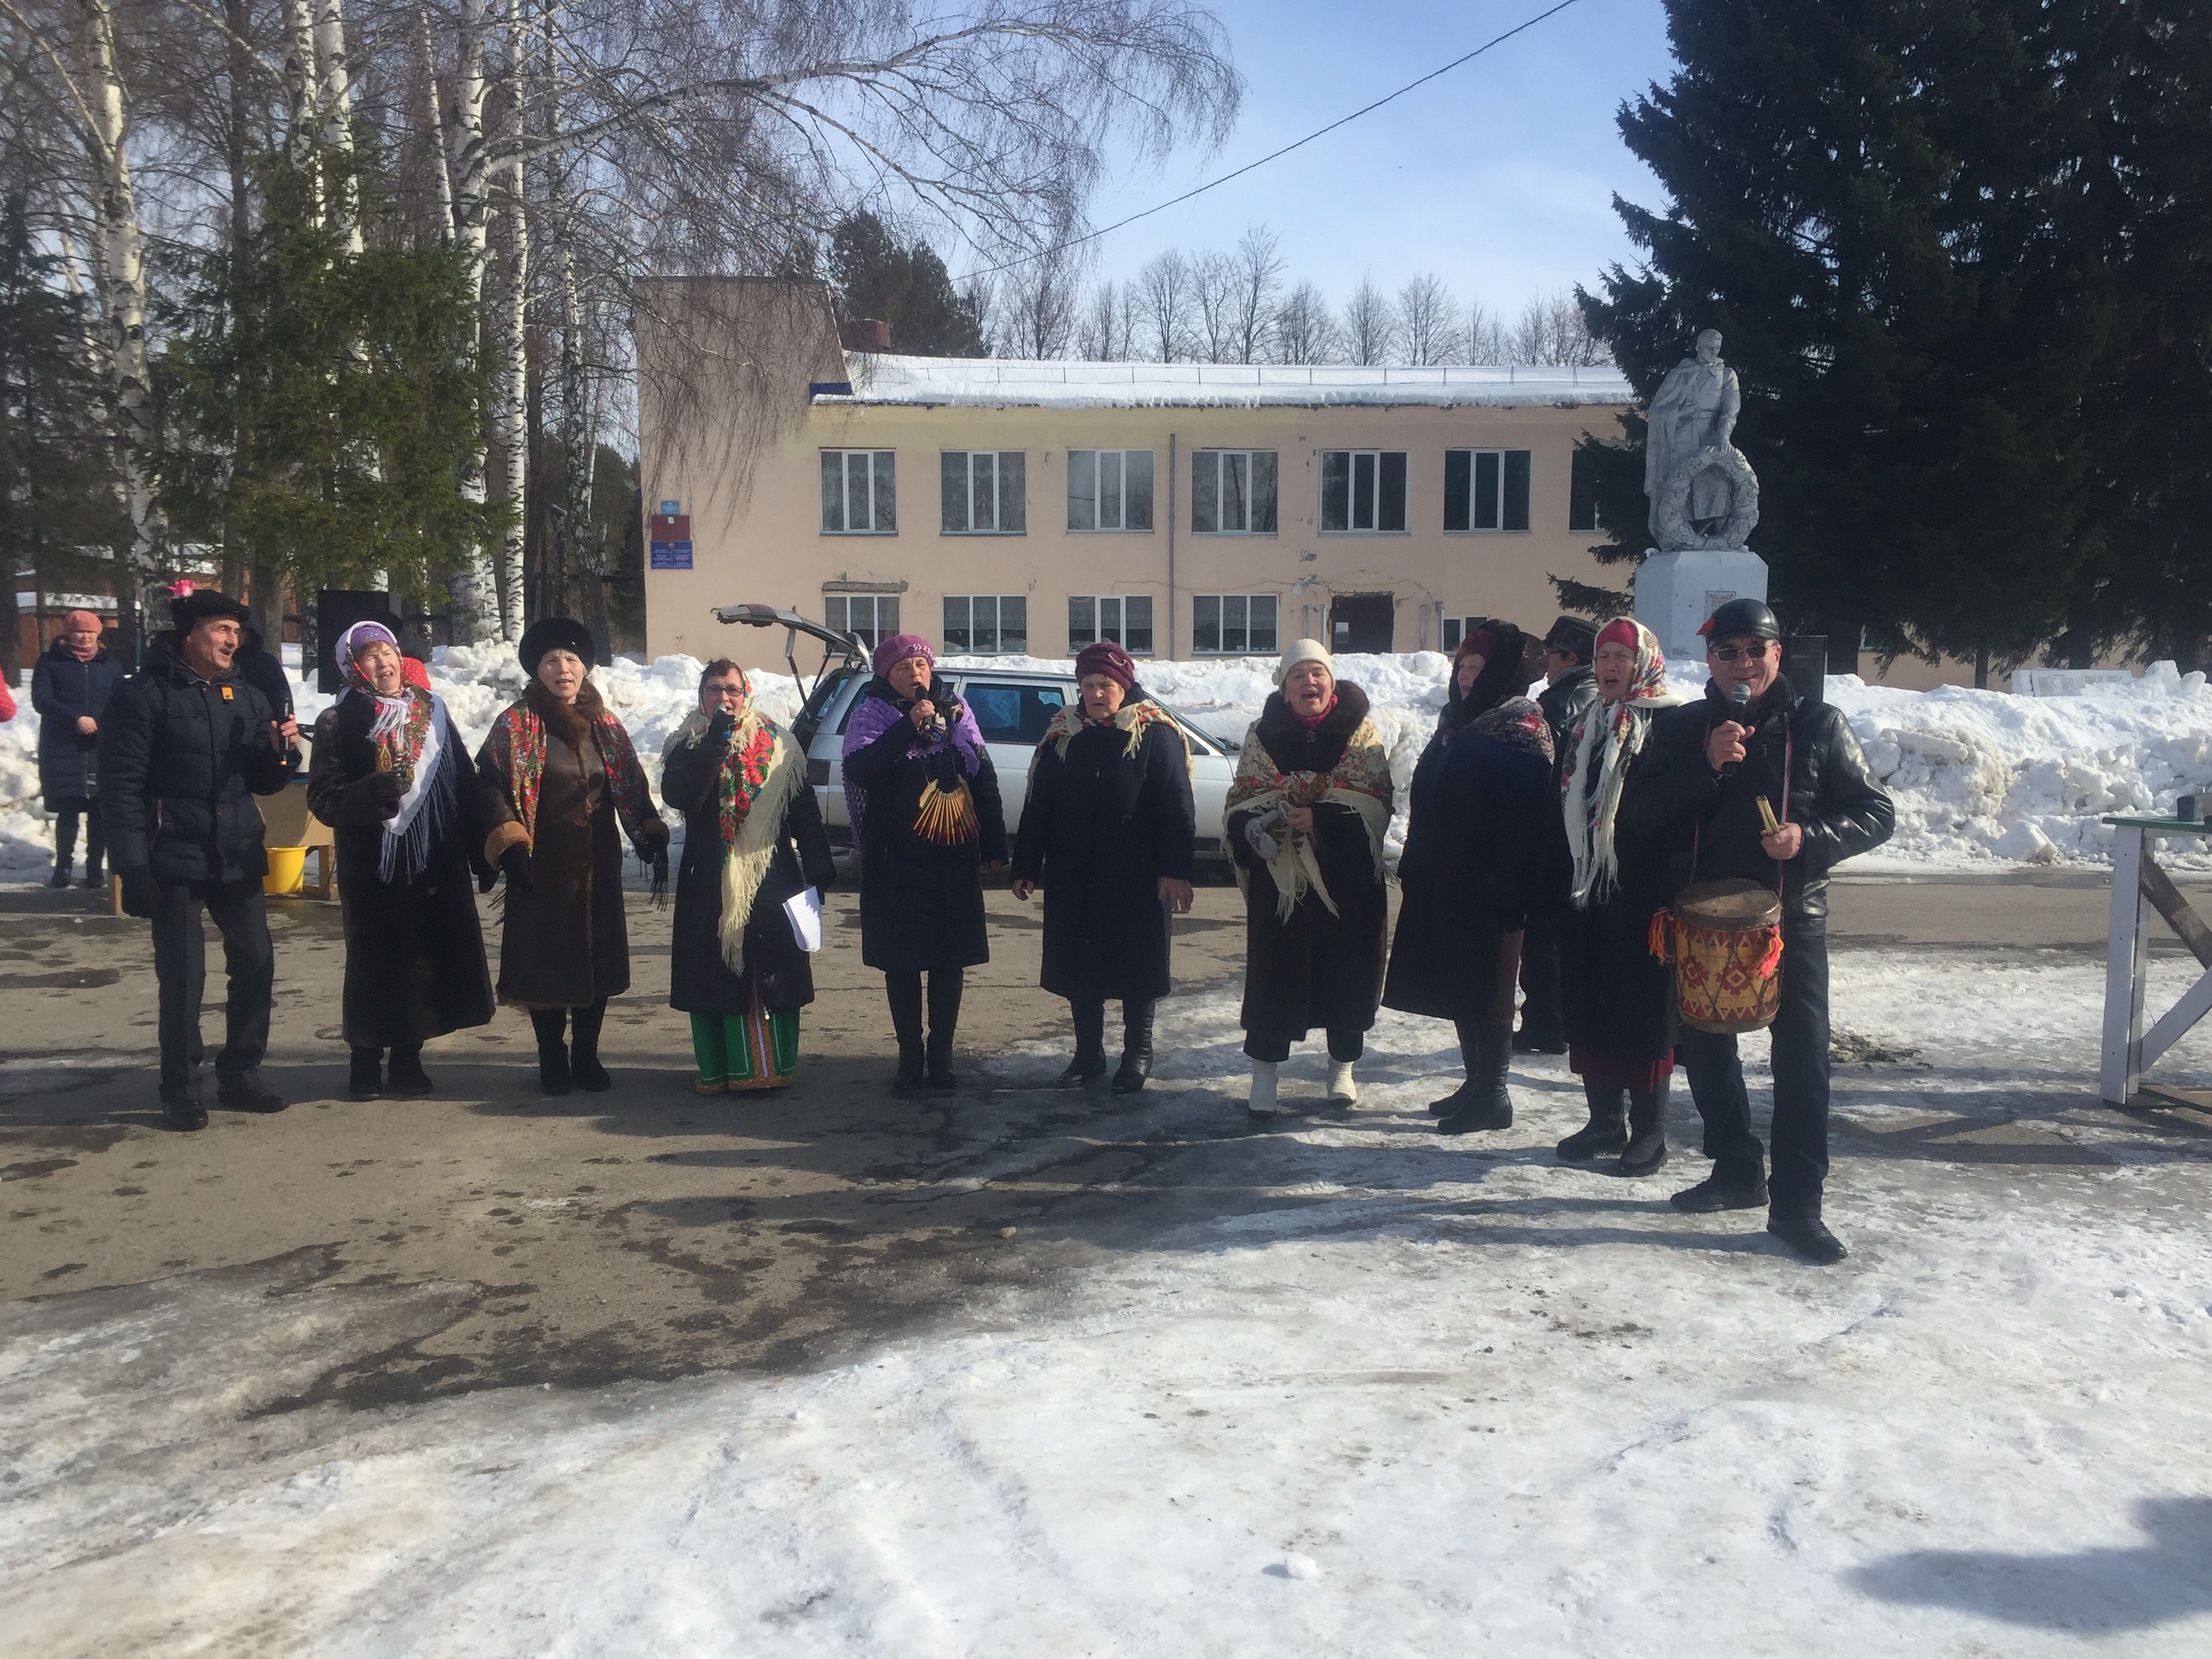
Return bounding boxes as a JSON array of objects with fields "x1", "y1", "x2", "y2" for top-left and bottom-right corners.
[{"x1": 1010, "y1": 640, "x2": 1196, "y2": 1094}]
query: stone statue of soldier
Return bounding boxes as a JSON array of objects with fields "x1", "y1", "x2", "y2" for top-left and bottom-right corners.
[{"x1": 1645, "y1": 328, "x2": 1744, "y2": 544}]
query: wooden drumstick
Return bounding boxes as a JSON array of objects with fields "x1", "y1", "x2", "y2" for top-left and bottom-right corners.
[{"x1": 1756, "y1": 796, "x2": 1781, "y2": 834}]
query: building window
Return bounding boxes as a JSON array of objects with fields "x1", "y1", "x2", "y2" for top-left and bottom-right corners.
[
  {"x1": 1192, "y1": 594, "x2": 1279, "y2": 655},
  {"x1": 1439, "y1": 615, "x2": 1488, "y2": 652},
  {"x1": 1568, "y1": 445, "x2": 1603, "y2": 533},
  {"x1": 825, "y1": 592, "x2": 899, "y2": 648},
  {"x1": 1320, "y1": 451, "x2": 1408, "y2": 533},
  {"x1": 1443, "y1": 449, "x2": 1532, "y2": 533},
  {"x1": 821, "y1": 450, "x2": 896, "y2": 533},
  {"x1": 941, "y1": 451, "x2": 1026, "y2": 534},
  {"x1": 1067, "y1": 449, "x2": 1155, "y2": 532},
  {"x1": 1191, "y1": 450, "x2": 1278, "y2": 534},
  {"x1": 943, "y1": 594, "x2": 1027, "y2": 655},
  {"x1": 1067, "y1": 595, "x2": 1155, "y2": 655}
]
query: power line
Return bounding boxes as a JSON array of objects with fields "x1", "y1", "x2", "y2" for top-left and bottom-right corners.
[{"x1": 970, "y1": 0, "x2": 1589, "y2": 279}]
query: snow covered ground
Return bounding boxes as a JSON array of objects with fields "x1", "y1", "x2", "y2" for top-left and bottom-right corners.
[
  {"x1": 4, "y1": 949, "x2": 2211, "y2": 1655},
  {"x1": 4, "y1": 642, "x2": 2208, "y2": 879}
]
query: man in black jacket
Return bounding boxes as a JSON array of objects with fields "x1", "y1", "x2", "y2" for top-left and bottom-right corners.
[
  {"x1": 101, "y1": 589, "x2": 300, "y2": 1129},
  {"x1": 1516, "y1": 615, "x2": 1599, "y2": 1053},
  {"x1": 1617, "y1": 598, "x2": 1893, "y2": 1264}
]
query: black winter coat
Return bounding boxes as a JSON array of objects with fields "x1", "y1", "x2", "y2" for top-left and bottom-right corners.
[
  {"x1": 662, "y1": 719, "x2": 838, "y2": 1017},
  {"x1": 842, "y1": 679, "x2": 1008, "y2": 974},
  {"x1": 1558, "y1": 720, "x2": 1678, "y2": 1062},
  {"x1": 1010, "y1": 695, "x2": 1196, "y2": 1004},
  {"x1": 306, "y1": 691, "x2": 495, "y2": 1047},
  {"x1": 1383, "y1": 714, "x2": 1559, "y2": 1025},
  {"x1": 30, "y1": 638, "x2": 123, "y2": 802},
  {"x1": 1227, "y1": 684, "x2": 1389, "y2": 1044},
  {"x1": 1537, "y1": 665, "x2": 1599, "y2": 769},
  {"x1": 99, "y1": 634, "x2": 295, "y2": 884},
  {"x1": 1617, "y1": 675, "x2": 1895, "y2": 926},
  {"x1": 236, "y1": 625, "x2": 294, "y2": 720}
]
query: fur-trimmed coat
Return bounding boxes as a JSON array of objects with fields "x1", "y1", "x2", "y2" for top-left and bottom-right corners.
[
  {"x1": 1225, "y1": 684, "x2": 1393, "y2": 1044},
  {"x1": 661, "y1": 708, "x2": 836, "y2": 1017},
  {"x1": 474, "y1": 678, "x2": 667, "y2": 1008},
  {"x1": 307, "y1": 688, "x2": 495, "y2": 1047}
]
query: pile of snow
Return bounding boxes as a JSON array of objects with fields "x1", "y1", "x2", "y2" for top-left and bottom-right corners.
[{"x1": 5, "y1": 646, "x2": 2207, "y2": 878}]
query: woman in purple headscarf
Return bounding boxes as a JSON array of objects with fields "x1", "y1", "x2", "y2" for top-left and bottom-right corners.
[
  {"x1": 840, "y1": 634, "x2": 1007, "y2": 1092},
  {"x1": 307, "y1": 619, "x2": 494, "y2": 1100}
]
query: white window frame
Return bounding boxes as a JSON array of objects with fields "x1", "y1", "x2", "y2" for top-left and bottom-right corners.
[
  {"x1": 942, "y1": 594, "x2": 1028, "y2": 656},
  {"x1": 1067, "y1": 449, "x2": 1155, "y2": 533},
  {"x1": 824, "y1": 592, "x2": 901, "y2": 649},
  {"x1": 1319, "y1": 449, "x2": 1409, "y2": 534},
  {"x1": 1191, "y1": 449, "x2": 1279, "y2": 535},
  {"x1": 941, "y1": 451, "x2": 1026, "y2": 535},
  {"x1": 821, "y1": 449, "x2": 896, "y2": 534},
  {"x1": 1067, "y1": 594, "x2": 1155, "y2": 656},
  {"x1": 1191, "y1": 593, "x2": 1279, "y2": 656}
]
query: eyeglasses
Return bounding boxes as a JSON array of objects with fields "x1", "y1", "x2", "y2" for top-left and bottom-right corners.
[{"x1": 1710, "y1": 643, "x2": 1774, "y2": 663}]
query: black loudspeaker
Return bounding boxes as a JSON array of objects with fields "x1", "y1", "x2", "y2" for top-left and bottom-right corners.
[
  {"x1": 315, "y1": 590, "x2": 395, "y2": 693},
  {"x1": 1781, "y1": 634, "x2": 1827, "y2": 706}
]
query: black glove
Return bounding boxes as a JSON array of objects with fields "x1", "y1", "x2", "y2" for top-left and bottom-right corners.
[
  {"x1": 635, "y1": 827, "x2": 670, "y2": 863},
  {"x1": 708, "y1": 708, "x2": 737, "y2": 740},
  {"x1": 119, "y1": 866, "x2": 159, "y2": 919},
  {"x1": 357, "y1": 770, "x2": 404, "y2": 820},
  {"x1": 499, "y1": 844, "x2": 534, "y2": 896}
]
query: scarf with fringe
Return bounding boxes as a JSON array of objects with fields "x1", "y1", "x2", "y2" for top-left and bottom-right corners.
[
  {"x1": 485, "y1": 680, "x2": 660, "y2": 857},
  {"x1": 344, "y1": 682, "x2": 459, "y2": 885},
  {"x1": 1561, "y1": 620, "x2": 1685, "y2": 907},
  {"x1": 841, "y1": 679, "x2": 987, "y2": 848},
  {"x1": 1031, "y1": 693, "x2": 1188, "y2": 775},
  {"x1": 1225, "y1": 703, "x2": 1393, "y2": 922},
  {"x1": 673, "y1": 699, "x2": 806, "y2": 974}
]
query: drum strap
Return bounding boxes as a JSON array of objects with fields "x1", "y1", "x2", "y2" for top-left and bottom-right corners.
[{"x1": 1692, "y1": 712, "x2": 1793, "y2": 896}]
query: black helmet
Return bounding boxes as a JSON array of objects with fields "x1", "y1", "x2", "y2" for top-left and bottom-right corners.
[{"x1": 1699, "y1": 596, "x2": 1780, "y2": 644}]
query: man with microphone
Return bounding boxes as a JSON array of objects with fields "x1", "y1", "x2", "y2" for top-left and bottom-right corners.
[{"x1": 1617, "y1": 598, "x2": 1893, "y2": 1263}]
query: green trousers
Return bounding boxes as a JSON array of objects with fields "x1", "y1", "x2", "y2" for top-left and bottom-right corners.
[{"x1": 691, "y1": 1004, "x2": 799, "y2": 1091}]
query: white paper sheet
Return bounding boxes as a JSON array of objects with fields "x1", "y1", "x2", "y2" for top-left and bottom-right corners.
[{"x1": 783, "y1": 886, "x2": 823, "y2": 952}]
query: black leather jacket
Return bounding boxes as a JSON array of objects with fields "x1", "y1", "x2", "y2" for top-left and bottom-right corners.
[
  {"x1": 1536, "y1": 663, "x2": 1599, "y2": 764},
  {"x1": 1616, "y1": 674, "x2": 1893, "y2": 924}
]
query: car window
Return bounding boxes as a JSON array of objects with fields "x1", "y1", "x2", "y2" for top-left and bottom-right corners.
[
  {"x1": 961, "y1": 681, "x2": 1067, "y2": 744},
  {"x1": 799, "y1": 668, "x2": 853, "y2": 740}
]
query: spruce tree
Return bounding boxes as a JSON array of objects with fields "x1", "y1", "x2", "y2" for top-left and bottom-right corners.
[
  {"x1": 827, "y1": 212, "x2": 987, "y2": 356},
  {"x1": 1581, "y1": 1, "x2": 2106, "y2": 678}
]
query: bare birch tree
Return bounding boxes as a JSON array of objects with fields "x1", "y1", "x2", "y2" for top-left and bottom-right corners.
[
  {"x1": 1271, "y1": 277, "x2": 1335, "y2": 364},
  {"x1": 1133, "y1": 246, "x2": 1192, "y2": 361},
  {"x1": 1339, "y1": 272, "x2": 1395, "y2": 365},
  {"x1": 1395, "y1": 271, "x2": 1459, "y2": 365},
  {"x1": 1225, "y1": 221, "x2": 1282, "y2": 363}
]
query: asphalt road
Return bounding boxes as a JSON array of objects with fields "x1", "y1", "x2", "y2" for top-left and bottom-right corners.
[{"x1": 3, "y1": 861, "x2": 2206, "y2": 1408}]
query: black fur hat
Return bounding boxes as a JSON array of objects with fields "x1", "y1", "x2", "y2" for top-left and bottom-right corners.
[
  {"x1": 169, "y1": 587, "x2": 251, "y2": 632},
  {"x1": 518, "y1": 615, "x2": 597, "y2": 675}
]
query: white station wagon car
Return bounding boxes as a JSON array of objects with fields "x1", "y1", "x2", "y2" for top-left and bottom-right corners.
[{"x1": 716, "y1": 605, "x2": 1239, "y2": 859}]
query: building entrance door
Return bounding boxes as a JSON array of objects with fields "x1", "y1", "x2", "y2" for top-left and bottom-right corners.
[{"x1": 1330, "y1": 593, "x2": 1394, "y2": 655}]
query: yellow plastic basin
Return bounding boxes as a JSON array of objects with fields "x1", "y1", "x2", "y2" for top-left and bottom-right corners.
[{"x1": 264, "y1": 846, "x2": 308, "y2": 895}]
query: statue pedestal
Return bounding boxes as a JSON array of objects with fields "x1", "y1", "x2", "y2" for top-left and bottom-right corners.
[{"x1": 1635, "y1": 548, "x2": 1769, "y2": 660}]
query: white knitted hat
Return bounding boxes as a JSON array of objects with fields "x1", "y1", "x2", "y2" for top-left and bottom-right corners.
[{"x1": 1273, "y1": 637, "x2": 1332, "y2": 687}]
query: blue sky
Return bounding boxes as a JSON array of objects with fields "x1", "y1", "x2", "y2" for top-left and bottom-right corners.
[{"x1": 1073, "y1": 0, "x2": 1677, "y2": 316}]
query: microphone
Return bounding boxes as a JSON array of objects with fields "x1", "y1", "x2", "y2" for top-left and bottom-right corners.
[{"x1": 1721, "y1": 682, "x2": 1751, "y2": 776}]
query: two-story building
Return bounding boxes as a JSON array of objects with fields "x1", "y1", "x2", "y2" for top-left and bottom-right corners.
[{"x1": 636, "y1": 278, "x2": 1636, "y2": 674}]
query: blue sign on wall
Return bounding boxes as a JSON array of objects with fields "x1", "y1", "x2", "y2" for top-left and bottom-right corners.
[{"x1": 649, "y1": 541, "x2": 693, "y2": 570}]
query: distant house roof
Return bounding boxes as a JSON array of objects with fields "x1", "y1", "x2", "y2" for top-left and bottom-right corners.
[{"x1": 819, "y1": 353, "x2": 1635, "y2": 411}]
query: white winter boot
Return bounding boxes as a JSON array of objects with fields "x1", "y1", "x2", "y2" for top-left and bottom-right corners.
[
  {"x1": 1248, "y1": 1060, "x2": 1280, "y2": 1117},
  {"x1": 1327, "y1": 1059, "x2": 1357, "y2": 1105}
]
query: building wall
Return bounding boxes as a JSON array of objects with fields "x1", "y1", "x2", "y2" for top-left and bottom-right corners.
[{"x1": 642, "y1": 393, "x2": 1632, "y2": 674}]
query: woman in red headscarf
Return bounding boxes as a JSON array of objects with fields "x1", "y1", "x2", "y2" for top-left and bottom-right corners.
[
  {"x1": 1010, "y1": 641, "x2": 1196, "y2": 1094},
  {"x1": 1553, "y1": 617, "x2": 1689, "y2": 1173}
]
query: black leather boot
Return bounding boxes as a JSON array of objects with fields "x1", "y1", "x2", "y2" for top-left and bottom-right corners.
[
  {"x1": 925, "y1": 970, "x2": 964, "y2": 1092},
  {"x1": 1620, "y1": 1077, "x2": 1670, "y2": 1175},
  {"x1": 531, "y1": 1008, "x2": 572, "y2": 1096},
  {"x1": 1059, "y1": 999, "x2": 1108, "y2": 1088},
  {"x1": 349, "y1": 1046, "x2": 384, "y2": 1100},
  {"x1": 161, "y1": 1079, "x2": 208, "y2": 1131},
  {"x1": 386, "y1": 1042, "x2": 434, "y2": 1097},
  {"x1": 1437, "y1": 1026, "x2": 1513, "y2": 1134},
  {"x1": 1557, "y1": 1080, "x2": 1629, "y2": 1160},
  {"x1": 1430, "y1": 1020, "x2": 1486, "y2": 1117},
  {"x1": 887, "y1": 973, "x2": 926, "y2": 1092},
  {"x1": 1112, "y1": 1000, "x2": 1155, "y2": 1094},
  {"x1": 569, "y1": 1000, "x2": 611, "y2": 1092}
]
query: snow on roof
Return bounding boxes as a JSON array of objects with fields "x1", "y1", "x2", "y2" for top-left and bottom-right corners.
[{"x1": 821, "y1": 353, "x2": 1634, "y2": 411}]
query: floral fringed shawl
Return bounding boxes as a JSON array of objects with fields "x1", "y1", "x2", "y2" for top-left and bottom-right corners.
[
  {"x1": 483, "y1": 684, "x2": 661, "y2": 855},
  {"x1": 1029, "y1": 695, "x2": 1189, "y2": 780},
  {"x1": 672, "y1": 697, "x2": 806, "y2": 973},
  {"x1": 1225, "y1": 711, "x2": 1393, "y2": 921}
]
